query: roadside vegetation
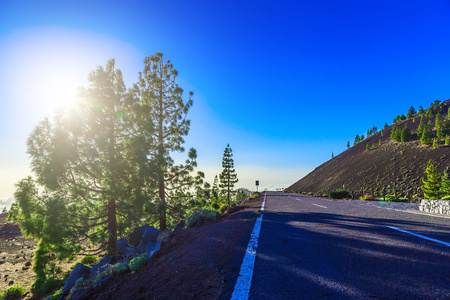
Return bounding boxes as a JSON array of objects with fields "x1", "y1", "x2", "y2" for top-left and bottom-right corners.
[{"x1": 4, "y1": 54, "x2": 253, "y2": 298}]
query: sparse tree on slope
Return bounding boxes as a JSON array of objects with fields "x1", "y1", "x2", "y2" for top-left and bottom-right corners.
[
  {"x1": 422, "y1": 160, "x2": 441, "y2": 199},
  {"x1": 401, "y1": 123, "x2": 410, "y2": 142},
  {"x1": 406, "y1": 106, "x2": 416, "y2": 119},
  {"x1": 347, "y1": 141, "x2": 350, "y2": 149},
  {"x1": 219, "y1": 144, "x2": 239, "y2": 208},
  {"x1": 421, "y1": 128, "x2": 431, "y2": 145}
]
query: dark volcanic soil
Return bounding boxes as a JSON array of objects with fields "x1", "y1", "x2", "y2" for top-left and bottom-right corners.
[
  {"x1": 82, "y1": 196, "x2": 263, "y2": 300},
  {"x1": 287, "y1": 100, "x2": 450, "y2": 198}
]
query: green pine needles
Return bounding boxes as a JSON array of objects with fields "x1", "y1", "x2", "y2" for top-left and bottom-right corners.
[
  {"x1": 422, "y1": 160, "x2": 441, "y2": 200},
  {"x1": 219, "y1": 144, "x2": 239, "y2": 207}
]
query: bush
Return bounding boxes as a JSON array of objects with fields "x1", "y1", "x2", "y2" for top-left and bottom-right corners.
[
  {"x1": 442, "y1": 195, "x2": 450, "y2": 200},
  {"x1": 93, "y1": 262, "x2": 129, "y2": 286},
  {"x1": 186, "y1": 209, "x2": 220, "y2": 228},
  {"x1": 129, "y1": 254, "x2": 147, "y2": 272},
  {"x1": 329, "y1": 189, "x2": 351, "y2": 199},
  {"x1": 385, "y1": 195, "x2": 407, "y2": 202},
  {"x1": 80, "y1": 255, "x2": 99, "y2": 266},
  {"x1": 0, "y1": 286, "x2": 26, "y2": 300}
]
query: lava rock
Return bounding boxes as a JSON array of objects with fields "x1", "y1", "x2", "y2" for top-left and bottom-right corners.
[
  {"x1": 139, "y1": 226, "x2": 160, "y2": 247},
  {"x1": 62, "y1": 263, "x2": 91, "y2": 294}
]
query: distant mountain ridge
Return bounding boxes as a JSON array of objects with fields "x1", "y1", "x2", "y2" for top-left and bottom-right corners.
[{"x1": 286, "y1": 99, "x2": 450, "y2": 200}]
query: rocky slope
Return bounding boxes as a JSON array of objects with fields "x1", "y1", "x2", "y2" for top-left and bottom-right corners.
[{"x1": 287, "y1": 100, "x2": 450, "y2": 199}]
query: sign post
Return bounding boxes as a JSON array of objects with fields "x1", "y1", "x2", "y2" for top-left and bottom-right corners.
[{"x1": 255, "y1": 180, "x2": 259, "y2": 192}]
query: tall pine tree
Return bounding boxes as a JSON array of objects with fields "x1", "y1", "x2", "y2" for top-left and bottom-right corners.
[
  {"x1": 128, "y1": 52, "x2": 197, "y2": 230},
  {"x1": 219, "y1": 144, "x2": 239, "y2": 208}
]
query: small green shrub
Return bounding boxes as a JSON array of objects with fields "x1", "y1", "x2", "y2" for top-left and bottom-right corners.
[
  {"x1": 442, "y1": 195, "x2": 450, "y2": 200},
  {"x1": 0, "y1": 286, "x2": 26, "y2": 300},
  {"x1": 42, "y1": 288, "x2": 62, "y2": 300},
  {"x1": 307, "y1": 192, "x2": 313, "y2": 196},
  {"x1": 385, "y1": 195, "x2": 407, "y2": 202},
  {"x1": 80, "y1": 255, "x2": 99, "y2": 266},
  {"x1": 186, "y1": 209, "x2": 220, "y2": 228},
  {"x1": 329, "y1": 189, "x2": 351, "y2": 199},
  {"x1": 129, "y1": 254, "x2": 147, "y2": 272}
]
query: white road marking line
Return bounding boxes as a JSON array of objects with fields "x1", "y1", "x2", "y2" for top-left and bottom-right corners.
[
  {"x1": 312, "y1": 203, "x2": 327, "y2": 209},
  {"x1": 295, "y1": 198, "x2": 301, "y2": 201},
  {"x1": 384, "y1": 225, "x2": 450, "y2": 247},
  {"x1": 231, "y1": 193, "x2": 266, "y2": 300}
]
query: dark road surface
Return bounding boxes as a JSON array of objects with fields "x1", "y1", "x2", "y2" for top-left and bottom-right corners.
[{"x1": 241, "y1": 192, "x2": 450, "y2": 299}]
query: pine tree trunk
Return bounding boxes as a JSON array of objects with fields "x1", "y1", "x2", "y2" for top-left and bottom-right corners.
[
  {"x1": 107, "y1": 198, "x2": 117, "y2": 255},
  {"x1": 157, "y1": 73, "x2": 167, "y2": 231}
]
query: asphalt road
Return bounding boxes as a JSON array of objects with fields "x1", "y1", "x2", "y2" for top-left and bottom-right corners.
[{"x1": 246, "y1": 192, "x2": 450, "y2": 299}]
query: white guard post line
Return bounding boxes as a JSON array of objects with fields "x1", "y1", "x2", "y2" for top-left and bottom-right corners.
[
  {"x1": 231, "y1": 193, "x2": 266, "y2": 300},
  {"x1": 384, "y1": 225, "x2": 450, "y2": 247}
]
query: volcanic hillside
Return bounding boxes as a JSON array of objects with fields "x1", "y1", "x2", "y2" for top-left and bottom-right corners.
[{"x1": 287, "y1": 99, "x2": 450, "y2": 199}]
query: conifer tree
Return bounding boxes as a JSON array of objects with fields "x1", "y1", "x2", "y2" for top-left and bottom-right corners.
[
  {"x1": 448, "y1": 106, "x2": 450, "y2": 119},
  {"x1": 401, "y1": 123, "x2": 410, "y2": 142},
  {"x1": 390, "y1": 124, "x2": 401, "y2": 142},
  {"x1": 445, "y1": 135, "x2": 449, "y2": 145},
  {"x1": 422, "y1": 160, "x2": 441, "y2": 199},
  {"x1": 406, "y1": 106, "x2": 416, "y2": 119},
  {"x1": 353, "y1": 134, "x2": 360, "y2": 146},
  {"x1": 441, "y1": 172, "x2": 450, "y2": 196},
  {"x1": 433, "y1": 138, "x2": 438, "y2": 148},
  {"x1": 378, "y1": 139, "x2": 381, "y2": 145},
  {"x1": 129, "y1": 52, "x2": 196, "y2": 230},
  {"x1": 418, "y1": 105, "x2": 425, "y2": 115},
  {"x1": 421, "y1": 129, "x2": 431, "y2": 145},
  {"x1": 417, "y1": 116, "x2": 425, "y2": 138},
  {"x1": 332, "y1": 151, "x2": 334, "y2": 158},
  {"x1": 347, "y1": 141, "x2": 350, "y2": 149},
  {"x1": 365, "y1": 144, "x2": 369, "y2": 151},
  {"x1": 219, "y1": 144, "x2": 239, "y2": 207}
]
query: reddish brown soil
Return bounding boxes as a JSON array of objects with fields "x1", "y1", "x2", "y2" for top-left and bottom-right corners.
[
  {"x1": 83, "y1": 196, "x2": 263, "y2": 300},
  {"x1": 287, "y1": 100, "x2": 450, "y2": 198}
]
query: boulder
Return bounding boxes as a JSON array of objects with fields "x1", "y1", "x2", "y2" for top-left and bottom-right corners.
[
  {"x1": 97, "y1": 274, "x2": 113, "y2": 287},
  {"x1": 144, "y1": 241, "x2": 161, "y2": 254},
  {"x1": 139, "y1": 226, "x2": 160, "y2": 247},
  {"x1": 62, "y1": 263, "x2": 91, "y2": 294},
  {"x1": 146, "y1": 241, "x2": 161, "y2": 262},
  {"x1": 116, "y1": 238, "x2": 129, "y2": 254},
  {"x1": 129, "y1": 225, "x2": 155, "y2": 247}
]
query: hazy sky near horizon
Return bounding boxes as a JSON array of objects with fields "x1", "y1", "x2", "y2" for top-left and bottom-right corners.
[{"x1": 1, "y1": 1, "x2": 450, "y2": 207}]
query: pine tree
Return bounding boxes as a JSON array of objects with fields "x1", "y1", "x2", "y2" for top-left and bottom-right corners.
[
  {"x1": 445, "y1": 135, "x2": 449, "y2": 145},
  {"x1": 353, "y1": 134, "x2": 360, "y2": 146},
  {"x1": 365, "y1": 144, "x2": 369, "y2": 151},
  {"x1": 435, "y1": 112, "x2": 442, "y2": 129},
  {"x1": 417, "y1": 116, "x2": 425, "y2": 138},
  {"x1": 421, "y1": 129, "x2": 431, "y2": 145},
  {"x1": 401, "y1": 123, "x2": 410, "y2": 142},
  {"x1": 378, "y1": 139, "x2": 381, "y2": 145},
  {"x1": 331, "y1": 151, "x2": 334, "y2": 158},
  {"x1": 406, "y1": 106, "x2": 416, "y2": 119},
  {"x1": 422, "y1": 160, "x2": 441, "y2": 199},
  {"x1": 433, "y1": 138, "x2": 438, "y2": 148},
  {"x1": 418, "y1": 105, "x2": 425, "y2": 115},
  {"x1": 347, "y1": 141, "x2": 350, "y2": 149},
  {"x1": 390, "y1": 124, "x2": 401, "y2": 142},
  {"x1": 448, "y1": 106, "x2": 450, "y2": 119},
  {"x1": 441, "y1": 172, "x2": 450, "y2": 196},
  {"x1": 219, "y1": 144, "x2": 239, "y2": 207},
  {"x1": 129, "y1": 52, "x2": 196, "y2": 230}
]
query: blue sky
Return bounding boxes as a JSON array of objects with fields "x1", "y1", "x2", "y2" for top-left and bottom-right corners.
[{"x1": 1, "y1": 1, "x2": 450, "y2": 207}]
